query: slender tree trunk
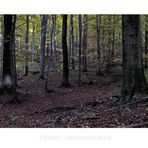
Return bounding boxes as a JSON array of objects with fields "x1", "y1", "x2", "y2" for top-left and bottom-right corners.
[
  {"x1": 105, "y1": 15, "x2": 112, "y2": 73},
  {"x1": 69, "y1": 16, "x2": 72, "y2": 67},
  {"x1": 100, "y1": 17, "x2": 106, "y2": 73},
  {"x1": 47, "y1": 18, "x2": 51, "y2": 58},
  {"x1": 2, "y1": 15, "x2": 17, "y2": 101},
  {"x1": 53, "y1": 15, "x2": 57, "y2": 67},
  {"x1": 75, "y1": 25, "x2": 78, "y2": 56},
  {"x1": 82, "y1": 15, "x2": 88, "y2": 72},
  {"x1": 49, "y1": 16, "x2": 54, "y2": 67},
  {"x1": 145, "y1": 15, "x2": 148, "y2": 68},
  {"x1": 96, "y1": 15, "x2": 101, "y2": 74},
  {"x1": 39, "y1": 15, "x2": 47, "y2": 79},
  {"x1": 25, "y1": 15, "x2": 29, "y2": 76},
  {"x1": 78, "y1": 15, "x2": 82, "y2": 86},
  {"x1": 69, "y1": 15, "x2": 75, "y2": 70},
  {"x1": 32, "y1": 16, "x2": 35, "y2": 62},
  {"x1": 62, "y1": 15, "x2": 70, "y2": 87},
  {"x1": 121, "y1": 15, "x2": 146, "y2": 102},
  {"x1": 70, "y1": 15, "x2": 75, "y2": 70},
  {"x1": 45, "y1": 17, "x2": 51, "y2": 92},
  {"x1": 0, "y1": 16, "x2": 4, "y2": 90},
  {"x1": 111, "y1": 15, "x2": 116, "y2": 66}
]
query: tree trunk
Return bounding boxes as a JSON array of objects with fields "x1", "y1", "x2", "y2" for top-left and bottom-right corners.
[
  {"x1": 53, "y1": 15, "x2": 57, "y2": 67},
  {"x1": 47, "y1": 18, "x2": 51, "y2": 58},
  {"x1": 0, "y1": 16, "x2": 4, "y2": 89},
  {"x1": 121, "y1": 15, "x2": 146, "y2": 102},
  {"x1": 96, "y1": 15, "x2": 101, "y2": 74},
  {"x1": 49, "y1": 16, "x2": 54, "y2": 68},
  {"x1": 82, "y1": 15, "x2": 88, "y2": 72},
  {"x1": 11, "y1": 15, "x2": 17, "y2": 87},
  {"x1": 100, "y1": 16, "x2": 106, "y2": 73},
  {"x1": 111, "y1": 15, "x2": 116, "y2": 66},
  {"x1": 39, "y1": 15, "x2": 47, "y2": 79},
  {"x1": 25, "y1": 15, "x2": 29, "y2": 76},
  {"x1": 105, "y1": 15, "x2": 112, "y2": 73},
  {"x1": 69, "y1": 16, "x2": 72, "y2": 67},
  {"x1": 70, "y1": 15, "x2": 75, "y2": 70},
  {"x1": 62, "y1": 15, "x2": 70, "y2": 87},
  {"x1": 75, "y1": 24, "x2": 78, "y2": 56},
  {"x1": 32, "y1": 16, "x2": 35, "y2": 62},
  {"x1": 78, "y1": 15, "x2": 82, "y2": 86},
  {"x1": 69, "y1": 15, "x2": 75, "y2": 70},
  {"x1": 2, "y1": 15, "x2": 17, "y2": 101},
  {"x1": 145, "y1": 15, "x2": 148, "y2": 68}
]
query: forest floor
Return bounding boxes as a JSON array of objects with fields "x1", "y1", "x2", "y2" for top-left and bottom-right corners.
[{"x1": 0, "y1": 66, "x2": 148, "y2": 128}]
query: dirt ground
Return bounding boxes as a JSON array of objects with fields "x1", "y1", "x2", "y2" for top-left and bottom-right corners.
[{"x1": 0, "y1": 66, "x2": 148, "y2": 128}]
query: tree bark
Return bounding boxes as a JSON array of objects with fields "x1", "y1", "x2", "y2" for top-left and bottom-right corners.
[
  {"x1": 53, "y1": 15, "x2": 57, "y2": 67},
  {"x1": 78, "y1": 15, "x2": 82, "y2": 86},
  {"x1": 11, "y1": 15, "x2": 17, "y2": 87},
  {"x1": 62, "y1": 15, "x2": 70, "y2": 87},
  {"x1": 105, "y1": 15, "x2": 112, "y2": 73},
  {"x1": 25, "y1": 15, "x2": 29, "y2": 76},
  {"x1": 32, "y1": 16, "x2": 35, "y2": 62},
  {"x1": 82, "y1": 15, "x2": 88, "y2": 72},
  {"x1": 121, "y1": 15, "x2": 146, "y2": 102},
  {"x1": 2, "y1": 15, "x2": 17, "y2": 101},
  {"x1": 145, "y1": 15, "x2": 148, "y2": 68},
  {"x1": 49, "y1": 16, "x2": 54, "y2": 68},
  {"x1": 75, "y1": 23, "x2": 78, "y2": 56},
  {"x1": 69, "y1": 16, "x2": 72, "y2": 67},
  {"x1": 96, "y1": 15, "x2": 101, "y2": 74},
  {"x1": 39, "y1": 15, "x2": 47, "y2": 79},
  {"x1": 111, "y1": 15, "x2": 116, "y2": 66},
  {"x1": 69, "y1": 15, "x2": 75, "y2": 70},
  {"x1": 0, "y1": 16, "x2": 4, "y2": 89}
]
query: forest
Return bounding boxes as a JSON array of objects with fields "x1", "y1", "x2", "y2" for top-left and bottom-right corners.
[{"x1": 0, "y1": 14, "x2": 148, "y2": 128}]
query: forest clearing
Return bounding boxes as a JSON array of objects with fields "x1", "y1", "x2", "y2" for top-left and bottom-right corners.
[{"x1": 0, "y1": 15, "x2": 148, "y2": 128}]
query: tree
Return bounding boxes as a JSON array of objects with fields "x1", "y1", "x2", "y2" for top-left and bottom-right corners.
[
  {"x1": 111, "y1": 15, "x2": 116, "y2": 66},
  {"x1": 70, "y1": 15, "x2": 75, "y2": 70},
  {"x1": 121, "y1": 15, "x2": 146, "y2": 102},
  {"x1": 50, "y1": 16, "x2": 53, "y2": 63},
  {"x1": 61, "y1": 15, "x2": 70, "y2": 87},
  {"x1": 82, "y1": 15, "x2": 88, "y2": 72},
  {"x1": 96, "y1": 15, "x2": 101, "y2": 74},
  {"x1": 78, "y1": 15, "x2": 82, "y2": 86},
  {"x1": 75, "y1": 21, "x2": 78, "y2": 56},
  {"x1": 25, "y1": 15, "x2": 29, "y2": 76},
  {"x1": 105, "y1": 15, "x2": 112, "y2": 73},
  {"x1": 145, "y1": 15, "x2": 148, "y2": 68},
  {"x1": 12, "y1": 15, "x2": 17, "y2": 87},
  {"x1": 53, "y1": 15, "x2": 57, "y2": 67},
  {"x1": 32, "y1": 16, "x2": 35, "y2": 62},
  {"x1": 49, "y1": 15, "x2": 56, "y2": 69},
  {"x1": 0, "y1": 16, "x2": 3, "y2": 89},
  {"x1": 39, "y1": 15, "x2": 47, "y2": 79},
  {"x1": 2, "y1": 15, "x2": 17, "y2": 101},
  {"x1": 69, "y1": 15, "x2": 75, "y2": 70},
  {"x1": 68, "y1": 16, "x2": 72, "y2": 67},
  {"x1": 47, "y1": 17, "x2": 51, "y2": 58}
]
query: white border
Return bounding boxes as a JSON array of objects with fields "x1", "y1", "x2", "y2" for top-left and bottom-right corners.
[
  {"x1": 0, "y1": 128, "x2": 147, "y2": 148},
  {"x1": 0, "y1": 0, "x2": 147, "y2": 14}
]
